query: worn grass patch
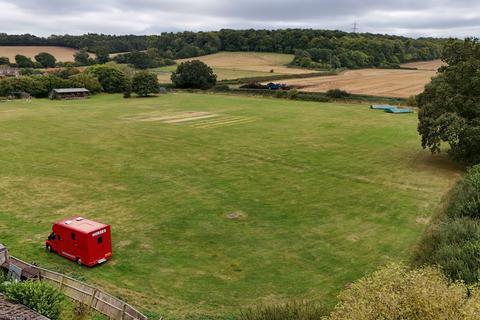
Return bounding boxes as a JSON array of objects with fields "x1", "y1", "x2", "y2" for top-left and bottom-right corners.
[{"x1": 0, "y1": 93, "x2": 461, "y2": 317}]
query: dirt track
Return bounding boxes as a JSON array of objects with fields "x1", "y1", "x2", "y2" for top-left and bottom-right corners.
[{"x1": 281, "y1": 68, "x2": 437, "y2": 98}]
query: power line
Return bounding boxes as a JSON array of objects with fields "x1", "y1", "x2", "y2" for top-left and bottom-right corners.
[{"x1": 352, "y1": 20, "x2": 359, "y2": 33}]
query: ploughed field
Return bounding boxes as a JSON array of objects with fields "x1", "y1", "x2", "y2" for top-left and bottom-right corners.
[
  {"x1": 0, "y1": 93, "x2": 460, "y2": 316},
  {"x1": 280, "y1": 64, "x2": 441, "y2": 98},
  {"x1": 0, "y1": 46, "x2": 80, "y2": 62},
  {"x1": 153, "y1": 51, "x2": 316, "y2": 82}
]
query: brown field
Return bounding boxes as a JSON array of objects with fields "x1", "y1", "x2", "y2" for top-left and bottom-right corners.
[
  {"x1": 400, "y1": 59, "x2": 445, "y2": 71},
  {"x1": 0, "y1": 46, "x2": 81, "y2": 62},
  {"x1": 176, "y1": 51, "x2": 315, "y2": 75},
  {"x1": 280, "y1": 68, "x2": 437, "y2": 98}
]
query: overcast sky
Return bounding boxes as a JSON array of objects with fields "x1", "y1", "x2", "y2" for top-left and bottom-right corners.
[{"x1": 0, "y1": 0, "x2": 479, "y2": 38}]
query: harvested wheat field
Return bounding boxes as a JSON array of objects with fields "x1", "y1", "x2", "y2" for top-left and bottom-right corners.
[
  {"x1": 177, "y1": 52, "x2": 312, "y2": 74},
  {"x1": 401, "y1": 59, "x2": 445, "y2": 71},
  {"x1": 154, "y1": 51, "x2": 315, "y2": 82},
  {"x1": 0, "y1": 46, "x2": 79, "y2": 62},
  {"x1": 281, "y1": 68, "x2": 437, "y2": 98}
]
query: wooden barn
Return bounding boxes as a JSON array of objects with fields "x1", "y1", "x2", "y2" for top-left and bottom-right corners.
[{"x1": 49, "y1": 88, "x2": 90, "y2": 100}]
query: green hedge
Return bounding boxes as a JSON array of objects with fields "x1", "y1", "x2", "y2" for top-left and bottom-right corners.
[
  {"x1": 414, "y1": 165, "x2": 480, "y2": 284},
  {"x1": 1, "y1": 280, "x2": 64, "y2": 320}
]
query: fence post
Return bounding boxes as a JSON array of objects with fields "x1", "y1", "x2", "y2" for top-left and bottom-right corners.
[
  {"x1": 59, "y1": 275, "x2": 65, "y2": 291},
  {"x1": 121, "y1": 303, "x2": 127, "y2": 320},
  {"x1": 89, "y1": 288, "x2": 98, "y2": 310}
]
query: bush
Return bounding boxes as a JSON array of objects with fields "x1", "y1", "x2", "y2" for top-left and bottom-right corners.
[
  {"x1": 326, "y1": 89, "x2": 350, "y2": 99},
  {"x1": 240, "y1": 301, "x2": 327, "y2": 320},
  {"x1": 87, "y1": 65, "x2": 130, "y2": 93},
  {"x1": 3, "y1": 280, "x2": 64, "y2": 320},
  {"x1": 446, "y1": 165, "x2": 480, "y2": 219},
  {"x1": 287, "y1": 89, "x2": 299, "y2": 100},
  {"x1": 326, "y1": 263, "x2": 480, "y2": 320},
  {"x1": 171, "y1": 60, "x2": 217, "y2": 90},
  {"x1": 15, "y1": 54, "x2": 35, "y2": 68},
  {"x1": 70, "y1": 73, "x2": 103, "y2": 94},
  {"x1": 0, "y1": 76, "x2": 48, "y2": 97},
  {"x1": 132, "y1": 71, "x2": 159, "y2": 97}
]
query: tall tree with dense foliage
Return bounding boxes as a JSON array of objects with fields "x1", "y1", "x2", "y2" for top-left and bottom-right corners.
[
  {"x1": 418, "y1": 38, "x2": 480, "y2": 164},
  {"x1": 15, "y1": 54, "x2": 35, "y2": 68},
  {"x1": 132, "y1": 71, "x2": 159, "y2": 96},
  {"x1": 87, "y1": 65, "x2": 130, "y2": 93},
  {"x1": 171, "y1": 60, "x2": 216, "y2": 89},
  {"x1": 34, "y1": 52, "x2": 56, "y2": 68},
  {"x1": 74, "y1": 48, "x2": 91, "y2": 66}
]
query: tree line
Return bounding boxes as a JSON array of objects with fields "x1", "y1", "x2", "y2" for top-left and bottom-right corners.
[{"x1": 0, "y1": 29, "x2": 445, "y2": 69}]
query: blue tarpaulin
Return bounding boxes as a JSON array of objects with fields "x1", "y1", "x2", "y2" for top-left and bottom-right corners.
[{"x1": 370, "y1": 104, "x2": 413, "y2": 114}]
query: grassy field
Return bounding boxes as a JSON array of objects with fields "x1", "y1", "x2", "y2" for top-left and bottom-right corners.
[
  {"x1": 0, "y1": 93, "x2": 460, "y2": 317},
  {"x1": 153, "y1": 52, "x2": 315, "y2": 82},
  {"x1": 0, "y1": 46, "x2": 81, "y2": 62}
]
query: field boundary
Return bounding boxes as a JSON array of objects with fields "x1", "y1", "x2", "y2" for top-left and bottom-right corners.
[{"x1": 3, "y1": 255, "x2": 148, "y2": 320}]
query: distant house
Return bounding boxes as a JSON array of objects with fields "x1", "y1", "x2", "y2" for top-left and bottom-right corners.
[
  {"x1": 49, "y1": 88, "x2": 90, "y2": 100},
  {"x1": 0, "y1": 66, "x2": 20, "y2": 78}
]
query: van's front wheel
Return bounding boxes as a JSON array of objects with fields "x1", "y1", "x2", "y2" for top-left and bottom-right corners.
[
  {"x1": 46, "y1": 245, "x2": 52, "y2": 252},
  {"x1": 76, "y1": 258, "x2": 82, "y2": 266}
]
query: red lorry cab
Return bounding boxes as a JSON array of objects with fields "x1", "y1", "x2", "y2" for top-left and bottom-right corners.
[{"x1": 46, "y1": 217, "x2": 112, "y2": 267}]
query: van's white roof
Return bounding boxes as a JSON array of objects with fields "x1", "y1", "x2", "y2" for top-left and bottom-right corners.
[{"x1": 55, "y1": 216, "x2": 108, "y2": 234}]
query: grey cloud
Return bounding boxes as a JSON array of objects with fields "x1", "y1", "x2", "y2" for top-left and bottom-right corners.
[{"x1": 0, "y1": 0, "x2": 479, "y2": 37}]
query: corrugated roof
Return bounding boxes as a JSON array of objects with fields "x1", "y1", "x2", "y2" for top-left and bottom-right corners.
[
  {"x1": 0, "y1": 294, "x2": 50, "y2": 320},
  {"x1": 52, "y1": 88, "x2": 89, "y2": 93}
]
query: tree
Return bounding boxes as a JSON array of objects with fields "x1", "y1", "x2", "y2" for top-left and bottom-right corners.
[
  {"x1": 15, "y1": 54, "x2": 35, "y2": 68},
  {"x1": 70, "y1": 73, "x2": 103, "y2": 93},
  {"x1": 0, "y1": 56, "x2": 9, "y2": 65},
  {"x1": 171, "y1": 60, "x2": 216, "y2": 89},
  {"x1": 417, "y1": 38, "x2": 480, "y2": 164},
  {"x1": 34, "y1": 52, "x2": 56, "y2": 68},
  {"x1": 74, "y1": 48, "x2": 91, "y2": 66},
  {"x1": 132, "y1": 71, "x2": 159, "y2": 96},
  {"x1": 87, "y1": 65, "x2": 130, "y2": 93},
  {"x1": 95, "y1": 47, "x2": 110, "y2": 64}
]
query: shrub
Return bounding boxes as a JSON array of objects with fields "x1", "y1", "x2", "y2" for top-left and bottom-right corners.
[
  {"x1": 417, "y1": 217, "x2": 480, "y2": 284},
  {"x1": 239, "y1": 301, "x2": 327, "y2": 320},
  {"x1": 171, "y1": 60, "x2": 217, "y2": 90},
  {"x1": 3, "y1": 280, "x2": 64, "y2": 320},
  {"x1": 326, "y1": 89, "x2": 350, "y2": 99},
  {"x1": 446, "y1": 165, "x2": 480, "y2": 219},
  {"x1": 326, "y1": 263, "x2": 480, "y2": 320},
  {"x1": 287, "y1": 89, "x2": 299, "y2": 100},
  {"x1": 0, "y1": 56, "x2": 9, "y2": 65},
  {"x1": 0, "y1": 76, "x2": 48, "y2": 97},
  {"x1": 213, "y1": 84, "x2": 230, "y2": 92},
  {"x1": 70, "y1": 73, "x2": 103, "y2": 94},
  {"x1": 87, "y1": 65, "x2": 130, "y2": 93},
  {"x1": 132, "y1": 71, "x2": 159, "y2": 97}
]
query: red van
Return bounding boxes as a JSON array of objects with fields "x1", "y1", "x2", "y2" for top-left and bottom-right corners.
[{"x1": 46, "y1": 217, "x2": 112, "y2": 267}]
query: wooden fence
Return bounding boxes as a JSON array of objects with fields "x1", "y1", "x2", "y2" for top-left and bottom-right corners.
[{"x1": 8, "y1": 257, "x2": 148, "y2": 320}]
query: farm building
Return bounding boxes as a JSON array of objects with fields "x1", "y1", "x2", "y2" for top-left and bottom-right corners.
[
  {"x1": 0, "y1": 66, "x2": 20, "y2": 78},
  {"x1": 49, "y1": 88, "x2": 90, "y2": 100}
]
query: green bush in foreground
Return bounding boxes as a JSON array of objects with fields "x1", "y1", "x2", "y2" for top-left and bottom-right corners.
[
  {"x1": 3, "y1": 280, "x2": 64, "y2": 320},
  {"x1": 326, "y1": 263, "x2": 480, "y2": 320}
]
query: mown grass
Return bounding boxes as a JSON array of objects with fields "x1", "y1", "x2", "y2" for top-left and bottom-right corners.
[{"x1": 0, "y1": 93, "x2": 460, "y2": 317}]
